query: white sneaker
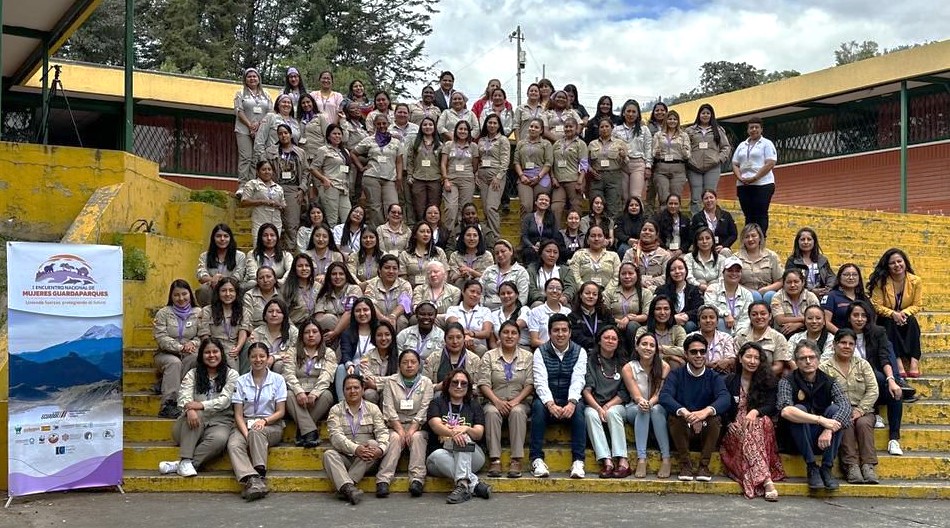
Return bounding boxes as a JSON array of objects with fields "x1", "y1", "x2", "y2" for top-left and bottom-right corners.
[
  {"x1": 531, "y1": 458, "x2": 550, "y2": 478},
  {"x1": 570, "y1": 460, "x2": 586, "y2": 479},
  {"x1": 888, "y1": 439, "x2": 904, "y2": 456},
  {"x1": 874, "y1": 415, "x2": 886, "y2": 429},
  {"x1": 158, "y1": 461, "x2": 179, "y2": 474},
  {"x1": 177, "y1": 459, "x2": 197, "y2": 477}
]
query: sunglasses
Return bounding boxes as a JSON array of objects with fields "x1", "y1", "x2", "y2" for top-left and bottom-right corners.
[
  {"x1": 687, "y1": 349, "x2": 706, "y2": 356},
  {"x1": 451, "y1": 380, "x2": 469, "y2": 388}
]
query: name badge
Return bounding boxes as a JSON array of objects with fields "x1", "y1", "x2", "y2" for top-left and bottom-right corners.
[
  {"x1": 339, "y1": 165, "x2": 350, "y2": 174},
  {"x1": 185, "y1": 321, "x2": 193, "y2": 327},
  {"x1": 599, "y1": 159, "x2": 609, "y2": 167},
  {"x1": 741, "y1": 161, "x2": 754, "y2": 170},
  {"x1": 555, "y1": 125, "x2": 564, "y2": 133},
  {"x1": 421, "y1": 159, "x2": 432, "y2": 167},
  {"x1": 252, "y1": 106, "x2": 263, "y2": 115},
  {"x1": 376, "y1": 156, "x2": 388, "y2": 164},
  {"x1": 481, "y1": 159, "x2": 492, "y2": 168},
  {"x1": 557, "y1": 160, "x2": 567, "y2": 168},
  {"x1": 400, "y1": 399, "x2": 414, "y2": 411},
  {"x1": 664, "y1": 154, "x2": 674, "y2": 162},
  {"x1": 698, "y1": 141, "x2": 709, "y2": 149},
  {"x1": 525, "y1": 162, "x2": 536, "y2": 169},
  {"x1": 298, "y1": 137, "x2": 308, "y2": 145},
  {"x1": 455, "y1": 163, "x2": 466, "y2": 172},
  {"x1": 247, "y1": 419, "x2": 258, "y2": 430},
  {"x1": 714, "y1": 236, "x2": 720, "y2": 244},
  {"x1": 281, "y1": 171, "x2": 293, "y2": 180}
]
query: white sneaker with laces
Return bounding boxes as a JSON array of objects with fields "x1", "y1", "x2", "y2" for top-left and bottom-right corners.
[
  {"x1": 874, "y1": 415, "x2": 886, "y2": 429},
  {"x1": 888, "y1": 439, "x2": 904, "y2": 456},
  {"x1": 531, "y1": 458, "x2": 550, "y2": 478},
  {"x1": 570, "y1": 460, "x2": 586, "y2": 479},
  {"x1": 158, "y1": 461, "x2": 179, "y2": 475},
  {"x1": 177, "y1": 459, "x2": 197, "y2": 477}
]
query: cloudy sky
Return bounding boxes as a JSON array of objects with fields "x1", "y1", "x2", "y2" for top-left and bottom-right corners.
[{"x1": 415, "y1": 0, "x2": 949, "y2": 107}]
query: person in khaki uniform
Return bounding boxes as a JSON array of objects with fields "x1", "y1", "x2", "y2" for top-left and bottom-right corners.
[
  {"x1": 406, "y1": 117, "x2": 443, "y2": 220},
  {"x1": 323, "y1": 374, "x2": 390, "y2": 505},
  {"x1": 263, "y1": 124, "x2": 310, "y2": 251},
  {"x1": 309, "y1": 123, "x2": 352, "y2": 227},
  {"x1": 475, "y1": 114, "x2": 511, "y2": 242},
  {"x1": 440, "y1": 121, "x2": 479, "y2": 234},
  {"x1": 425, "y1": 323, "x2": 482, "y2": 392},
  {"x1": 363, "y1": 255, "x2": 413, "y2": 332},
  {"x1": 650, "y1": 110, "x2": 691, "y2": 207},
  {"x1": 154, "y1": 280, "x2": 202, "y2": 419},
  {"x1": 477, "y1": 320, "x2": 535, "y2": 478},
  {"x1": 514, "y1": 118, "x2": 554, "y2": 217},
  {"x1": 685, "y1": 104, "x2": 732, "y2": 215},
  {"x1": 352, "y1": 113, "x2": 404, "y2": 227},
  {"x1": 234, "y1": 68, "x2": 272, "y2": 184},
  {"x1": 195, "y1": 224, "x2": 247, "y2": 307},
  {"x1": 159, "y1": 337, "x2": 239, "y2": 478},
  {"x1": 375, "y1": 350, "x2": 435, "y2": 497},
  {"x1": 550, "y1": 117, "x2": 588, "y2": 229},
  {"x1": 409, "y1": 86, "x2": 442, "y2": 125},
  {"x1": 588, "y1": 117, "x2": 629, "y2": 220},
  {"x1": 281, "y1": 319, "x2": 337, "y2": 448},
  {"x1": 197, "y1": 277, "x2": 251, "y2": 372},
  {"x1": 542, "y1": 91, "x2": 583, "y2": 143},
  {"x1": 568, "y1": 225, "x2": 621, "y2": 293},
  {"x1": 227, "y1": 343, "x2": 286, "y2": 502}
]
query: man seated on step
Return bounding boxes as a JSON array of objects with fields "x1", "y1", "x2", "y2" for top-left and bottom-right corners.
[
  {"x1": 659, "y1": 334, "x2": 731, "y2": 482},
  {"x1": 777, "y1": 339, "x2": 852, "y2": 492},
  {"x1": 529, "y1": 313, "x2": 588, "y2": 479},
  {"x1": 323, "y1": 374, "x2": 390, "y2": 505}
]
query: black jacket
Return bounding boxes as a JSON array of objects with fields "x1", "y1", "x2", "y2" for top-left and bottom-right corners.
[
  {"x1": 689, "y1": 208, "x2": 738, "y2": 250},
  {"x1": 723, "y1": 373, "x2": 778, "y2": 425},
  {"x1": 654, "y1": 282, "x2": 704, "y2": 323}
]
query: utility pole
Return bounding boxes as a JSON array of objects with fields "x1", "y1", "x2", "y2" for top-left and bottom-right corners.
[{"x1": 509, "y1": 26, "x2": 525, "y2": 106}]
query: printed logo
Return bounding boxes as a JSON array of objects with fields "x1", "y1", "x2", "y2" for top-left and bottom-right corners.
[
  {"x1": 55, "y1": 446, "x2": 67, "y2": 455},
  {"x1": 33, "y1": 254, "x2": 96, "y2": 285}
]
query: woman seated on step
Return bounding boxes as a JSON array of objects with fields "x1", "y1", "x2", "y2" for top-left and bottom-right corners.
[
  {"x1": 719, "y1": 342, "x2": 784, "y2": 501},
  {"x1": 198, "y1": 277, "x2": 251, "y2": 372},
  {"x1": 242, "y1": 266, "x2": 282, "y2": 330},
  {"x1": 243, "y1": 223, "x2": 294, "y2": 291},
  {"x1": 583, "y1": 326, "x2": 632, "y2": 478},
  {"x1": 448, "y1": 225, "x2": 495, "y2": 289},
  {"x1": 424, "y1": 322, "x2": 482, "y2": 393},
  {"x1": 227, "y1": 342, "x2": 287, "y2": 502},
  {"x1": 819, "y1": 329, "x2": 881, "y2": 485},
  {"x1": 785, "y1": 227, "x2": 836, "y2": 299},
  {"x1": 868, "y1": 248, "x2": 924, "y2": 379},
  {"x1": 195, "y1": 223, "x2": 247, "y2": 307},
  {"x1": 154, "y1": 279, "x2": 202, "y2": 419},
  {"x1": 621, "y1": 333, "x2": 672, "y2": 479},
  {"x1": 159, "y1": 337, "x2": 239, "y2": 477},
  {"x1": 281, "y1": 318, "x2": 337, "y2": 448},
  {"x1": 249, "y1": 298, "x2": 297, "y2": 371},
  {"x1": 770, "y1": 268, "x2": 821, "y2": 339},
  {"x1": 359, "y1": 320, "x2": 400, "y2": 401},
  {"x1": 335, "y1": 297, "x2": 380, "y2": 402}
]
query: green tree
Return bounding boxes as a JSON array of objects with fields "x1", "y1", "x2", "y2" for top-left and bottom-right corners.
[
  {"x1": 834, "y1": 40, "x2": 880, "y2": 65},
  {"x1": 56, "y1": 0, "x2": 162, "y2": 68},
  {"x1": 284, "y1": 35, "x2": 374, "y2": 97},
  {"x1": 698, "y1": 61, "x2": 762, "y2": 96}
]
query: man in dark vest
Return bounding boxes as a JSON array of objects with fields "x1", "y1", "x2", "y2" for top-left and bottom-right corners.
[
  {"x1": 778, "y1": 339, "x2": 852, "y2": 491},
  {"x1": 660, "y1": 334, "x2": 731, "y2": 482},
  {"x1": 529, "y1": 313, "x2": 588, "y2": 479}
]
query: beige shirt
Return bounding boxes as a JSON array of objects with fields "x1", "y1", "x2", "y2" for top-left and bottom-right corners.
[
  {"x1": 363, "y1": 277, "x2": 413, "y2": 315},
  {"x1": 442, "y1": 141, "x2": 478, "y2": 181},
  {"x1": 377, "y1": 223, "x2": 412, "y2": 256},
  {"x1": 241, "y1": 288, "x2": 283, "y2": 328},
  {"x1": 588, "y1": 137, "x2": 627, "y2": 172},
  {"x1": 819, "y1": 356, "x2": 879, "y2": 415},
  {"x1": 313, "y1": 284, "x2": 363, "y2": 316},
  {"x1": 398, "y1": 248, "x2": 448, "y2": 288},
  {"x1": 622, "y1": 246, "x2": 671, "y2": 291},
  {"x1": 238, "y1": 179, "x2": 284, "y2": 232},
  {"x1": 606, "y1": 287, "x2": 654, "y2": 320},
  {"x1": 285, "y1": 283, "x2": 320, "y2": 324},
  {"x1": 178, "y1": 367, "x2": 239, "y2": 418},
  {"x1": 652, "y1": 129, "x2": 691, "y2": 162},
  {"x1": 310, "y1": 144, "x2": 350, "y2": 191},
  {"x1": 381, "y1": 374, "x2": 435, "y2": 425},
  {"x1": 409, "y1": 102, "x2": 441, "y2": 125},
  {"x1": 354, "y1": 136, "x2": 403, "y2": 181},
  {"x1": 153, "y1": 305, "x2": 201, "y2": 354},
  {"x1": 543, "y1": 108, "x2": 582, "y2": 142},
  {"x1": 735, "y1": 326, "x2": 791, "y2": 363},
  {"x1": 406, "y1": 140, "x2": 442, "y2": 181},
  {"x1": 327, "y1": 400, "x2": 390, "y2": 456},
  {"x1": 551, "y1": 137, "x2": 588, "y2": 183},
  {"x1": 251, "y1": 324, "x2": 299, "y2": 363},
  {"x1": 197, "y1": 305, "x2": 252, "y2": 351},
  {"x1": 514, "y1": 138, "x2": 554, "y2": 173},
  {"x1": 412, "y1": 284, "x2": 461, "y2": 315},
  {"x1": 437, "y1": 108, "x2": 479, "y2": 138},
  {"x1": 196, "y1": 251, "x2": 247, "y2": 284},
  {"x1": 569, "y1": 249, "x2": 621, "y2": 292},
  {"x1": 476, "y1": 134, "x2": 511, "y2": 180},
  {"x1": 612, "y1": 123, "x2": 653, "y2": 166},
  {"x1": 738, "y1": 248, "x2": 783, "y2": 290},
  {"x1": 346, "y1": 253, "x2": 379, "y2": 286},
  {"x1": 424, "y1": 350, "x2": 482, "y2": 385},
  {"x1": 771, "y1": 289, "x2": 821, "y2": 318},
  {"x1": 513, "y1": 103, "x2": 545, "y2": 141},
  {"x1": 448, "y1": 251, "x2": 495, "y2": 285},
  {"x1": 476, "y1": 347, "x2": 535, "y2": 401},
  {"x1": 284, "y1": 348, "x2": 338, "y2": 395}
]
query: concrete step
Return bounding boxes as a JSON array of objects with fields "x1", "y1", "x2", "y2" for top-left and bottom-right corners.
[
  {"x1": 923, "y1": 354, "x2": 950, "y2": 375},
  {"x1": 908, "y1": 376, "x2": 950, "y2": 400},
  {"x1": 123, "y1": 442, "x2": 949, "y2": 479},
  {"x1": 119, "y1": 470, "x2": 950, "y2": 498},
  {"x1": 923, "y1": 333, "x2": 950, "y2": 352},
  {"x1": 902, "y1": 401, "x2": 950, "y2": 425},
  {"x1": 123, "y1": 415, "x2": 949, "y2": 454},
  {"x1": 919, "y1": 312, "x2": 950, "y2": 333}
]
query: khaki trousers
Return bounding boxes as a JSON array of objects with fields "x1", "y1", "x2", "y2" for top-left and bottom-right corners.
[
  {"x1": 280, "y1": 185, "x2": 303, "y2": 251},
  {"x1": 443, "y1": 176, "x2": 475, "y2": 234},
  {"x1": 622, "y1": 158, "x2": 646, "y2": 202},
  {"x1": 154, "y1": 351, "x2": 197, "y2": 404},
  {"x1": 320, "y1": 186, "x2": 351, "y2": 227},
  {"x1": 227, "y1": 424, "x2": 283, "y2": 481},
  {"x1": 236, "y1": 132, "x2": 255, "y2": 184},
  {"x1": 173, "y1": 414, "x2": 232, "y2": 467},
  {"x1": 840, "y1": 412, "x2": 878, "y2": 466},
  {"x1": 376, "y1": 429, "x2": 427, "y2": 484},
  {"x1": 551, "y1": 182, "x2": 582, "y2": 230},
  {"x1": 285, "y1": 391, "x2": 334, "y2": 436},
  {"x1": 484, "y1": 402, "x2": 529, "y2": 459},
  {"x1": 323, "y1": 439, "x2": 383, "y2": 490},
  {"x1": 652, "y1": 161, "x2": 687, "y2": 206},
  {"x1": 363, "y1": 177, "x2": 398, "y2": 227},
  {"x1": 411, "y1": 179, "x2": 442, "y2": 220},
  {"x1": 477, "y1": 172, "x2": 504, "y2": 243}
]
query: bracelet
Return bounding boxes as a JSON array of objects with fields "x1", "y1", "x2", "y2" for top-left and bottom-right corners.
[{"x1": 886, "y1": 376, "x2": 895, "y2": 382}]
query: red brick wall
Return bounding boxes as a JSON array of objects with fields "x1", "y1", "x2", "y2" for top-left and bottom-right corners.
[{"x1": 714, "y1": 142, "x2": 950, "y2": 215}]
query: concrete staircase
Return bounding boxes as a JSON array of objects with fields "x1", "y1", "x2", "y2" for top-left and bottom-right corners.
[{"x1": 120, "y1": 198, "x2": 950, "y2": 497}]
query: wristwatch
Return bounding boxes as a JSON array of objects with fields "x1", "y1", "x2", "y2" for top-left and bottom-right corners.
[{"x1": 568, "y1": 398, "x2": 578, "y2": 405}]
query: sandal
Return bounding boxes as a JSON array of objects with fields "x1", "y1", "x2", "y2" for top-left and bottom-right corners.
[
  {"x1": 599, "y1": 460, "x2": 615, "y2": 479},
  {"x1": 764, "y1": 481, "x2": 779, "y2": 502}
]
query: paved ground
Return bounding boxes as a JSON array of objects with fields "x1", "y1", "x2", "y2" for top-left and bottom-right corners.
[{"x1": 2, "y1": 492, "x2": 949, "y2": 528}]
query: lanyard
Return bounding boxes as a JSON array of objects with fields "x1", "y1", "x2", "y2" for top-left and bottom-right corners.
[
  {"x1": 726, "y1": 295, "x2": 738, "y2": 317},
  {"x1": 400, "y1": 377, "x2": 420, "y2": 400},
  {"x1": 345, "y1": 403, "x2": 364, "y2": 438},
  {"x1": 462, "y1": 308, "x2": 477, "y2": 331},
  {"x1": 501, "y1": 355, "x2": 516, "y2": 381},
  {"x1": 304, "y1": 355, "x2": 321, "y2": 376},
  {"x1": 416, "y1": 332, "x2": 431, "y2": 354},
  {"x1": 583, "y1": 313, "x2": 599, "y2": 337},
  {"x1": 252, "y1": 382, "x2": 265, "y2": 416}
]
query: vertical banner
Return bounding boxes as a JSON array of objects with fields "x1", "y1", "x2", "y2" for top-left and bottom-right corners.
[{"x1": 6, "y1": 242, "x2": 123, "y2": 497}]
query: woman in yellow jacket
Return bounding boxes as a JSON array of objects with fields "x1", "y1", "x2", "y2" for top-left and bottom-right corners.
[{"x1": 868, "y1": 248, "x2": 924, "y2": 377}]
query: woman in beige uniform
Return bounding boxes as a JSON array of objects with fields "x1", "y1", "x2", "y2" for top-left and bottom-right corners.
[
  {"x1": 154, "y1": 279, "x2": 202, "y2": 419},
  {"x1": 406, "y1": 116, "x2": 443, "y2": 219},
  {"x1": 309, "y1": 123, "x2": 352, "y2": 227},
  {"x1": 477, "y1": 320, "x2": 534, "y2": 478},
  {"x1": 198, "y1": 277, "x2": 251, "y2": 372},
  {"x1": 234, "y1": 67, "x2": 271, "y2": 184},
  {"x1": 651, "y1": 110, "x2": 691, "y2": 206},
  {"x1": 353, "y1": 113, "x2": 404, "y2": 227},
  {"x1": 476, "y1": 114, "x2": 511, "y2": 242},
  {"x1": 588, "y1": 117, "x2": 629, "y2": 220},
  {"x1": 612, "y1": 99, "x2": 652, "y2": 204},
  {"x1": 514, "y1": 117, "x2": 554, "y2": 216},
  {"x1": 543, "y1": 90, "x2": 582, "y2": 143},
  {"x1": 440, "y1": 121, "x2": 479, "y2": 233},
  {"x1": 410, "y1": 86, "x2": 441, "y2": 125},
  {"x1": 375, "y1": 350, "x2": 435, "y2": 497},
  {"x1": 282, "y1": 318, "x2": 336, "y2": 448},
  {"x1": 437, "y1": 91, "x2": 479, "y2": 142},
  {"x1": 550, "y1": 117, "x2": 588, "y2": 228}
]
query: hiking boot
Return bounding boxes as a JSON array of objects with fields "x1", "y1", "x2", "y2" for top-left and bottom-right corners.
[
  {"x1": 244, "y1": 476, "x2": 266, "y2": 501},
  {"x1": 861, "y1": 464, "x2": 879, "y2": 484},
  {"x1": 446, "y1": 481, "x2": 472, "y2": 504},
  {"x1": 507, "y1": 458, "x2": 523, "y2": 478},
  {"x1": 375, "y1": 482, "x2": 390, "y2": 498},
  {"x1": 845, "y1": 464, "x2": 864, "y2": 484},
  {"x1": 157, "y1": 401, "x2": 181, "y2": 419},
  {"x1": 473, "y1": 482, "x2": 492, "y2": 499},
  {"x1": 807, "y1": 464, "x2": 823, "y2": 490},
  {"x1": 819, "y1": 466, "x2": 839, "y2": 491},
  {"x1": 409, "y1": 479, "x2": 424, "y2": 497},
  {"x1": 341, "y1": 483, "x2": 363, "y2": 505}
]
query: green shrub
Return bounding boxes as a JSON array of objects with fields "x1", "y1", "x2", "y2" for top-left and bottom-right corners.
[
  {"x1": 123, "y1": 247, "x2": 151, "y2": 280},
  {"x1": 189, "y1": 188, "x2": 228, "y2": 209}
]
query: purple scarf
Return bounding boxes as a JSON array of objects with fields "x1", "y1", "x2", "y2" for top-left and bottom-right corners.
[
  {"x1": 172, "y1": 305, "x2": 193, "y2": 339},
  {"x1": 375, "y1": 131, "x2": 393, "y2": 148}
]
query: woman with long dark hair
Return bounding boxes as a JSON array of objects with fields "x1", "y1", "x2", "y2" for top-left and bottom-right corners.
[
  {"x1": 685, "y1": 103, "x2": 732, "y2": 214},
  {"x1": 311, "y1": 123, "x2": 352, "y2": 227},
  {"x1": 654, "y1": 193, "x2": 691, "y2": 258},
  {"x1": 786, "y1": 227, "x2": 836, "y2": 298},
  {"x1": 332, "y1": 205, "x2": 368, "y2": 257},
  {"x1": 347, "y1": 229, "x2": 383, "y2": 288},
  {"x1": 584, "y1": 95, "x2": 620, "y2": 143},
  {"x1": 406, "y1": 117, "x2": 443, "y2": 219},
  {"x1": 250, "y1": 298, "x2": 297, "y2": 370},
  {"x1": 199, "y1": 277, "x2": 250, "y2": 371},
  {"x1": 651, "y1": 110, "x2": 690, "y2": 206},
  {"x1": 654, "y1": 257, "x2": 704, "y2": 333},
  {"x1": 399, "y1": 221, "x2": 449, "y2": 289},
  {"x1": 360, "y1": 320, "x2": 401, "y2": 401},
  {"x1": 281, "y1": 253, "x2": 319, "y2": 326},
  {"x1": 688, "y1": 189, "x2": 738, "y2": 254},
  {"x1": 720, "y1": 342, "x2": 784, "y2": 500},
  {"x1": 196, "y1": 224, "x2": 245, "y2": 306},
  {"x1": 282, "y1": 318, "x2": 336, "y2": 448},
  {"x1": 569, "y1": 281, "x2": 616, "y2": 352},
  {"x1": 519, "y1": 192, "x2": 559, "y2": 265},
  {"x1": 588, "y1": 117, "x2": 628, "y2": 220},
  {"x1": 635, "y1": 295, "x2": 686, "y2": 367},
  {"x1": 448, "y1": 225, "x2": 493, "y2": 288},
  {"x1": 282, "y1": 67, "x2": 306, "y2": 109},
  {"x1": 613, "y1": 99, "x2": 652, "y2": 205},
  {"x1": 868, "y1": 248, "x2": 924, "y2": 377},
  {"x1": 160, "y1": 337, "x2": 238, "y2": 477},
  {"x1": 244, "y1": 223, "x2": 293, "y2": 290},
  {"x1": 583, "y1": 326, "x2": 631, "y2": 478},
  {"x1": 684, "y1": 227, "x2": 723, "y2": 294},
  {"x1": 154, "y1": 279, "x2": 202, "y2": 418},
  {"x1": 822, "y1": 263, "x2": 868, "y2": 333},
  {"x1": 622, "y1": 332, "x2": 671, "y2": 478}
]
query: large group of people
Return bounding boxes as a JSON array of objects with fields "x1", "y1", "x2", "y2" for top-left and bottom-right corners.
[{"x1": 150, "y1": 69, "x2": 927, "y2": 504}]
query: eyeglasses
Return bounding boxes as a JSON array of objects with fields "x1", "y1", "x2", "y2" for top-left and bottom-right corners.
[
  {"x1": 796, "y1": 355, "x2": 818, "y2": 363},
  {"x1": 547, "y1": 287, "x2": 563, "y2": 293},
  {"x1": 451, "y1": 380, "x2": 469, "y2": 388},
  {"x1": 841, "y1": 273, "x2": 859, "y2": 278},
  {"x1": 687, "y1": 349, "x2": 706, "y2": 356}
]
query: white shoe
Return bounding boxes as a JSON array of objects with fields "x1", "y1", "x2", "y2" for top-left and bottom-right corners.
[
  {"x1": 888, "y1": 439, "x2": 904, "y2": 456},
  {"x1": 531, "y1": 458, "x2": 550, "y2": 478},
  {"x1": 158, "y1": 461, "x2": 179, "y2": 475},
  {"x1": 570, "y1": 460, "x2": 586, "y2": 479},
  {"x1": 874, "y1": 415, "x2": 886, "y2": 429},
  {"x1": 177, "y1": 459, "x2": 197, "y2": 477}
]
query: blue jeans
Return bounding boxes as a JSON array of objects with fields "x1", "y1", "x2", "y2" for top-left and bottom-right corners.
[
  {"x1": 530, "y1": 398, "x2": 587, "y2": 462},
  {"x1": 874, "y1": 369, "x2": 903, "y2": 441},
  {"x1": 625, "y1": 402, "x2": 670, "y2": 459},
  {"x1": 788, "y1": 403, "x2": 843, "y2": 468},
  {"x1": 750, "y1": 290, "x2": 776, "y2": 305}
]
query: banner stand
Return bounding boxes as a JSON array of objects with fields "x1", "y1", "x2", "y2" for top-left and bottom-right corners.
[{"x1": 4, "y1": 484, "x2": 125, "y2": 508}]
